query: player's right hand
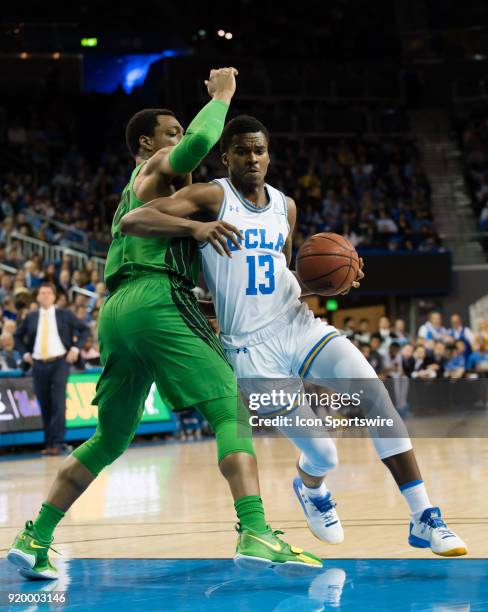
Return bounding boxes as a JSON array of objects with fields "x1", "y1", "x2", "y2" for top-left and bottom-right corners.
[
  {"x1": 191, "y1": 220, "x2": 243, "y2": 257},
  {"x1": 340, "y1": 257, "x2": 364, "y2": 295},
  {"x1": 205, "y1": 67, "x2": 238, "y2": 104}
]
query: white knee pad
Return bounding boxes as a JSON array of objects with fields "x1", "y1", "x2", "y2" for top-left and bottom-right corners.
[
  {"x1": 297, "y1": 438, "x2": 339, "y2": 477},
  {"x1": 370, "y1": 436, "x2": 413, "y2": 460},
  {"x1": 273, "y1": 397, "x2": 339, "y2": 477}
]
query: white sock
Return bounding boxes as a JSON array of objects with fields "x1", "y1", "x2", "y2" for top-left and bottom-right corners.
[
  {"x1": 400, "y1": 480, "x2": 432, "y2": 520},
  {"x1": 301, "y1": 479, "x2": 329, "y2": 499}
]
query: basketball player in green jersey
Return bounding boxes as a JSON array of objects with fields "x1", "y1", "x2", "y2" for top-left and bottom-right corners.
[{"x1": 7, "y1": 69, "x2": 322, "y2": 580}]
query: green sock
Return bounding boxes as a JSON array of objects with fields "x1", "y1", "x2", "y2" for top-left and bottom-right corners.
[
  {"x1": 234, "y1": 495, "x2": 267, "y2": 533},
  {"x1": 32, "y1": 502, "x2": 65, "y2": 544}
]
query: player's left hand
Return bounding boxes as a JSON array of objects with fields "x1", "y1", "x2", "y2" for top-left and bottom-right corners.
[
  {"x1": 191, "y1": 220, "x2": 243, "y2": 256},
  {"x1": 340, "y1": 257, "x2": 364, "y2": 295}
]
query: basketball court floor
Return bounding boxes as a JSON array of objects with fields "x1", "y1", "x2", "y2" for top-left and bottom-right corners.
[{"x1": 1, "y1": 436, "x2": 487, "y2": 610}]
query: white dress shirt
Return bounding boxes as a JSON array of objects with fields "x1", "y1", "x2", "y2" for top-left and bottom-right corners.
[{"x1": 33, "y1": 307, "x2": 67, "y2": 360}]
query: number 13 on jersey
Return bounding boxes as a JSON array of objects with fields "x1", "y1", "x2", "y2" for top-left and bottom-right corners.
[{"x1": 246, "y1": 255, "x2": 275, "y2": 295}]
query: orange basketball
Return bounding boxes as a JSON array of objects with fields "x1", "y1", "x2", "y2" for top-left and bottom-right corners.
[{"x1": 296, "y1": 232, "x2": 360, "y2": 295}]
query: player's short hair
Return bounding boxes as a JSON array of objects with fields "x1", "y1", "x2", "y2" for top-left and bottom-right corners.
[
  {"x1": 125, "y1": 108, "x2": 176, "y2": 156},
  {"x1": 220, "y1": 115, "x2": 270, "y2": 152}
]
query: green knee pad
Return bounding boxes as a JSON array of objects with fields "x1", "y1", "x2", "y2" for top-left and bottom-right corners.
[
  {"x1": 196, "y1": 396, "x2": 255, "y2": 463},
  {"x1": 72, "y1": 427, "x2": 133, "y2": 476}
]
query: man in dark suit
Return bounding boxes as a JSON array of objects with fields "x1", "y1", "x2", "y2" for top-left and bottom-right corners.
[{"x1": 15, "y1": 282, "x2": 89, "y2": 455}]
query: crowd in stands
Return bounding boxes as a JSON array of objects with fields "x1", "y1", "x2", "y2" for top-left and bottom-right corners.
[
  {"x1": 2, "y1": 133, "x2": 441, "y2": 258},
  {"x1": 460, "y1": 110, "x2": 488, "y2": 251},
  {"x1": 1, "y1": 141, "x2": 124, "y2": 257},
  {"x1": 268, "y1": 138, "x2": 441, "y2": 257},
  {"x1": 343, "y1": 311, "x2": 488, "y2": 384},
  {"x1": 1, "y1": 91, "x2": 441, "y2": 271}
]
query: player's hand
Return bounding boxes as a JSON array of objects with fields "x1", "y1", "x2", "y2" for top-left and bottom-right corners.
[
  {"x1": 23, "y1": 353, "x2": 33, "y2": 365},
  {"x1": 340, "y1": 257, "x2": 365, "y2": 295},
  {"x1": 205, "y1": 67, "x2": 238, "y2": 104},
  {"x1": 66, "y1": 348, "x2": 79, "y2": 364},
  {"x1": 191, "y1": 220, "x2": 243, "y2": 257}
]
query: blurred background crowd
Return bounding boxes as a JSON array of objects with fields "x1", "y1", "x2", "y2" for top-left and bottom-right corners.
[
  {"x1": 0, "y1": 253, "x2": 106, "y2": 372},
  {"x1": 459, "y1": 111, "x2": 488, "y2": 246},
  {"x1": 1, "y1": 102, "x2": 440, "y2": 261},
  {"x1": 343, "y1": 311, "x2": 488, "y2": 382}
]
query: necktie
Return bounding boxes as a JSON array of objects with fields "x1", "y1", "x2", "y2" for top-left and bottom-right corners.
[{"x1": 40, "y1": 311, "x2": 49, "y2": 359}]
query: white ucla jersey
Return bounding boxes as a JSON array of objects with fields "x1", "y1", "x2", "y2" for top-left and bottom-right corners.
[{"x1": 200, "y1": 177, "x2": 301, "y2": 344}]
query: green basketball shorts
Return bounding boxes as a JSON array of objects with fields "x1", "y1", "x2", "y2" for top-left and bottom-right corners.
[{"x1": 92, "y1": 273, "x2": 237, "y2": 412}]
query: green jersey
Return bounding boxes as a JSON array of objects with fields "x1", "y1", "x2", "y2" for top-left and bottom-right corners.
[{"x1": 104, "y1": 163, "x2": 199, "y2": 293}]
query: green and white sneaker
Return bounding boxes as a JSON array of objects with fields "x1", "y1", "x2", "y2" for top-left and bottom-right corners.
[
  {"x1": 7, "y1": 521, "x2": 58, "y2": 580},
  {"x1": 234, "y1": 523, "x2": 323, "y2": 576}
]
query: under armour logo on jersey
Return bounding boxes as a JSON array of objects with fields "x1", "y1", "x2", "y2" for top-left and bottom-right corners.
[{"x1": 229, "y1": 204, "x2": 240, "y2": 213}]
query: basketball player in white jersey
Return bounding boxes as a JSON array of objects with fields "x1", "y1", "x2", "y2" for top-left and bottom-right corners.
[{"x1": 121, "y1": 115, "x2": 467, "y2": 557}]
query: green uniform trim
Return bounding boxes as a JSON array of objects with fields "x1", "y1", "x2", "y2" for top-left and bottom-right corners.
[
  {"x1": 169, "y1": 274, "x2": 228, "y2": 362},
  {"x1": 168, "y1": 99, "x2": 229, "y2": 174}
]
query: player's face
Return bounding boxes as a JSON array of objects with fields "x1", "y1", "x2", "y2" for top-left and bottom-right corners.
[
  {"x1": 223, "y1": 132, "x2": 270, "y2": 187},
  {"x1": 150, "y1": 115, "x2": 184, "y2": 152}
]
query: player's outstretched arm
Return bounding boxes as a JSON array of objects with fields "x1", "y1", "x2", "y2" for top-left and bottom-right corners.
[
  {"x1": 148, "y1": 68, "x2": 238, "y2": 177},
  {"x1": 120, "y1": 183, "x2": 243, "y2": 256}
]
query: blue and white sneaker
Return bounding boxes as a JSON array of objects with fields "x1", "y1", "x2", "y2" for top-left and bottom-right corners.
[
  {"x1": 293, "y1": 477, "x2": 344, "y2": 544},
  {"x1": 409, "y1": 507, "x2": 467, "y2": 557},
  {"x1": 309, "y1": 567, "x2": 347, "y2": 607}
]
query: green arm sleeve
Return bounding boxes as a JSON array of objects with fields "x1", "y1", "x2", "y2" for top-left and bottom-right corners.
[{"x1": 168, "y1": 99, "x2": 229, "y2": 174}]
